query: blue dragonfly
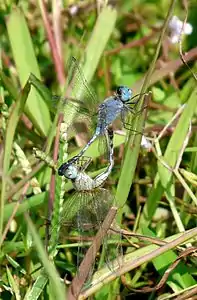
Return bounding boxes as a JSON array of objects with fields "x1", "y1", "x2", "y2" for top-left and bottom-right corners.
[
  {"x1": 57, "y1": 57, "x2": 144, "y2": 176},
  {"x1": 57, "y1": 129, "x2": 122, "y2": 279}
]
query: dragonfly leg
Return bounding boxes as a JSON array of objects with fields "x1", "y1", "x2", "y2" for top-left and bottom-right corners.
[
  {"x1": 135, "y1": 105, "x2": 148, "y2": 115},
  {"x1": 126, "y1": 92, "x2": 148, "y2": 105},
  {"x1": 126, "y1": 105, "x2": 147, "y2": 116},
  {"x1": 121, "y1": 106, "x2": 146, "y2": 134},
  {"x1": 122, "y1": 120, "x2": 143, "y2": 135},
  {"x1": 121, "y1": 112, "x2": 143, "y2": 134}
]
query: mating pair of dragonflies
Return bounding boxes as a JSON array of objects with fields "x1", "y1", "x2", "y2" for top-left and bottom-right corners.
[{"x1": 53, "y1": 57, "x2": 145, "y2": 278}]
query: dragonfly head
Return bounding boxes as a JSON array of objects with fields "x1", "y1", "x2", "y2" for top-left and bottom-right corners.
[
  {"x1": 58, "y1": 163, "x2": 78, "y2": 179},
  {"x1": 116, "y1": 86, "x2": 132, "y2": 102}
]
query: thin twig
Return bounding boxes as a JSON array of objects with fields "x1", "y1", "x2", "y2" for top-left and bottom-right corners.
[
  {"x1": 79, "y1": 227, "x2": 197, "y2": 299},
  {"x1": 52, "y1": 0, "x2": 63, "y2": 66},
  {"x1": 156, "y1": 104, "x2": 186, "y2": 141},
  {"x1": 179, "y1": 0, "x2": 197, "y2": 81},
  {"x1": 124, "y1": 247, "x2": 197, "y2": 294},
  {"x1": 110, "y1": 228, "x2": 167, "y2": 247},
  {"x1": 38, "y1": 0, "x2": 65, "y2": 85},
  {"x1": 105, "y1": 30, "x2": 158, "y2": 56},
  {"x1": 175, "y1": 122, "x2": 191, "y2": 170},
  {"x1": 175, "y1": 285, "x2": 197, "y2": 300}
]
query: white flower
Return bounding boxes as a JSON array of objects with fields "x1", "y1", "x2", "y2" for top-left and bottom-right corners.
[
  {"x1": 141, "y1": 135, "x2": 152, "y2": 151},
  {"x1": 69, "y1": 5, "x2": 78, "y2": 16},
  {"x1": 168, "y1": 16, "x2": 193, "y2": 44}
]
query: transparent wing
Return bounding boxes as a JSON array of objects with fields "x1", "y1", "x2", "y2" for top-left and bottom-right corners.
[
  {"x1": 51, "y1": 57, "x2": 98, "y2": 117},
  {"x1": 75, "y1": 192, "x2": 96, "y2": 279},
  {"x1": 60, "y1": 188, "x2": 115, "y2": 275},
  {"x1": 76, "y1": 189, "x2": 113, "y2": 230},
  {"x1": 76, "y1": 156, "x2": 93, "y2": 171},
  {"x1": 98, "y1": 133, "x2": 109, "y2": 160},
  {"x1": 103, "y1": 224, "x2": 123, "y2": 274},
  {"x1": 66, "y1": 57, "x2": 98, "y2": 115},
  {"x1": 52, "y1": 57, "x2": 100, "y2": 150},
  {"x1": 48, "y1": 192, "x2": 79, "y2": 249},
  {"x1": 81, "y1": 189, "x2": 123, "y2": 275},
  {"x1": 76, "y1": 189, "x2": 114, "y2": 279},
  {"x1": 59, "y1": 188, "x2": 113, "y2": 231},
  {"x1": 58, "y1": 192, "x2": 81, "y2": 229},
  {"x1": 65, "y1": 156, "x2": 92, "y2": 172},
  {"x1": 94, "y1": 193, "x2": 123, "y2": 273}
]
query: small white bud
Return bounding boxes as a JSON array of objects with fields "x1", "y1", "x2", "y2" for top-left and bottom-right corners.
[
  {"x1": 141, "y1": 135, "x2": 152, "y2": 151},
  {"x1": 168, "y1": 15, "x2": 193, "y2": 44}
]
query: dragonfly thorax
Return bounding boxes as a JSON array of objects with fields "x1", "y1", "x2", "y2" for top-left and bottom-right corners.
[
  {"x1": 96, "y1": 97, "x2": 124, "y2": 134},
  {"x1": 73, "y1": 171, "x2": 95, "y2": 191}
]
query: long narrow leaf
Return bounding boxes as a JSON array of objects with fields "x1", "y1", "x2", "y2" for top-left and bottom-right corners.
[
  {"x1": 0, "y1": 78, "x2": 31, "y2": 239},
  {"x1": 116, "y1": 0, "x2": 177, "y2": 222},
  {"x1": 6, "y1": 7, "x2": 51, "y2": 136},
  {"x1": 24, "y1": 213, "x2": 66, "y2": 300}
]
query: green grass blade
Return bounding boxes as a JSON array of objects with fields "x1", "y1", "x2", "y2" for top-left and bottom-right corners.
[
  {"x1": 81, "y1": 227, "x2": 197, "y2": 298},
  {"x1": 29, "y1": 73, "x2": 53, "y2": 111},
  {"x1": 115, "y1": 0, "x2": 177, "y2": 222},
  {"x1": 6, "y1": 254, "x2": 26, "y2": 275},
  {"x1": 82, "y1": 6, "x2": 117, "y2": 82},
  {"x1": 0, "y1": 69, "x2": 18, "y2": 99},
  {"x1": 3, "y1": 192, "x2": 48, "y2": 222},
  {"x1": 0, "y1": 79, "x2": 31, "y2": 240},
  {"x1": 24, "y1": 273, "x2": 48, "y2": 300},
  {"x1": 6, "y1": 266, "x2": 21, "y2": 300},
  {"x1": 6, "y1": 7, "x2": 51, "y2": 136},
  {"x1": 24, "y1": 213, "x2": 66, "y2": 300},
  {"x1": 140, "y1": 86, "x2": 197, "y2": 228},
  {"x1": 143, "y1": 228, "x2": 196, "y2": 292}
]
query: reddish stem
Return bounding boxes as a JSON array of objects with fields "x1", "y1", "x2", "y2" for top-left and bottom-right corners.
[{"x1": 39, "y1": 0, "x2": 65, "y2": 86}]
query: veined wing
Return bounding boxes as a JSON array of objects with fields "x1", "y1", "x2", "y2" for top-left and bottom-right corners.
[
  {"x1": 66, "y1": 57, "x2": 98, "y2": 114},
  {"x1": 51, "y1": 57, "x2": 98, "y2": 117},
  {"x1": 57, "y1": 188, "x2": 122, "y2": 278},
  {"x1": 90, "y1": 191, "x2": 123, "y2": 273},
  {"x1": 52, "y1": 95, "x2": 92, "y2": 117},
  {"x1": 77, "y1": 188, "x2": 113, "y2": 230},
  {"x1": 63, "y1": 156, "x2": 93, "y2": 173},
  {"x1": 97, "y1": 127, "x2": 114, "y2": 161},
  {"x1": 76, "y1": 156, "x2": 92, "y2": 172},
  {"x1": 60, "y1": 188, "x2": 113, "y2": 230},
  {"x1": 75, "y1": 188, "x2": 114, "y2": 280},
  {"x1": 56, "y1": 189, "x2": 109, "y2": 278}
]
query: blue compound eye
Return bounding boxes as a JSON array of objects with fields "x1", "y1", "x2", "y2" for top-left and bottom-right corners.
[
  {"x1": 116, "y1": 86, "x2": 132, "y2": 102},
  {"x1": 59, "y1": 164, "x2": 78, "y2": 179},
  {"x1": 65, "y1": 165, "x2": 78, "y2": 179}
]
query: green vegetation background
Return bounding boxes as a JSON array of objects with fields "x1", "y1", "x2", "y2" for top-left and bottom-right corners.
[{"x1": 0, "y1": 1, "x2": 197, "y2": 299}]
